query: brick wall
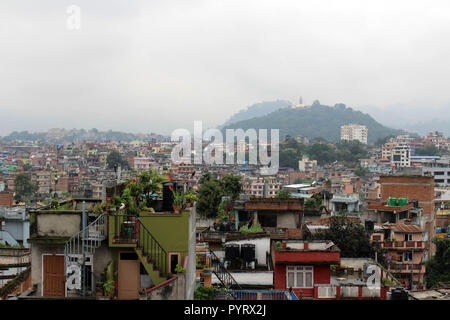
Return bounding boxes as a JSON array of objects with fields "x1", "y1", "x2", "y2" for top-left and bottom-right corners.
[
  {"x1": 0, "y1": 191, "x2": 14, "y2": 207},
  {"x1": 380, "y1": 175, "x2": 436, "y2": 255},
  {"x1": 380, "y1": 176, "x2": 434, "y2": 215}
]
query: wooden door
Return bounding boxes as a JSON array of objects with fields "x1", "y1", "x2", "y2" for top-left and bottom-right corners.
[
  {"x1": 43, "y1": 255, "x2": 65, "y2": 297},
  {"x1": 118, "y1": 253, "x2": 140, "y2": 300}
]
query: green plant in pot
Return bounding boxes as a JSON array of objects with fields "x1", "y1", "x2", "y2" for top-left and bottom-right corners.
[
  {"x1": 102, "y1": 280, "x2": 115, "y2": 298},
  {"x1": 174, "y1": 264, "x2": 186, "y2": 273},
  {"x1": 185, "y1": 190, "x2": 197, "y2": 207},
  {"x1": 172, "y1": 190, "x2": 184, "y2": 213}
]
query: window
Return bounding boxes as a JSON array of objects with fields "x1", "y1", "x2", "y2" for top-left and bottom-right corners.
[
  {"x1": 404, "y1": 234, "x2": 412, "y2": 241},
  {"x1": 286, "y1": 266, "x2": 313, "y2": 288},
  {"x1": 402, "y1": 251, "x2": 413, "y2": 262}
]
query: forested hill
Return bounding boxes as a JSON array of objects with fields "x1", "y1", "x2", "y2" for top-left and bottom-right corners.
[
  {"x1": 1, "y1": 129, "x2": 167, "y2": 143},
  {"x1": 221, "y1": 102, "x2": 404, "y2": 144},
  {"x1": 222, "y1": 100, "x2": 292, "y2": 126}
]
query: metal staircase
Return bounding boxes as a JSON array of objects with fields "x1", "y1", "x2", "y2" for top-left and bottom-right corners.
[
  {"x1": 64, "y1": 213, "x2": 107, "y2": 296},
  {"x1": 134, "y1": 218, "x2": 168, "y2": 282},
  {"x1": 209, "y1": 249, "x2": 242, "y2": 290}
]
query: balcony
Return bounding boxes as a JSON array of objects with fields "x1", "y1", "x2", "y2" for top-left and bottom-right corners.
[
  {"x1": 388, "y1": 263, "x2": 425, "y2": 273},
  {"x1": 382, "y1": 241, "x2": 424, "y2": 250},
  {"x1": 108, "y1": 214, "x2": 138, "y2": 246},
  {"x1": 215, "y1": 289, "x2": 296, "y2": 300}
]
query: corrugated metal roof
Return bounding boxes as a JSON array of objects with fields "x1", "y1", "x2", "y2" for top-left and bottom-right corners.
[{"x1": 392, "y1": 224, "x2": 423, "y2": 233}]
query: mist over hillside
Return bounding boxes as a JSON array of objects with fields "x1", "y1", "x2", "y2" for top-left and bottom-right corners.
[
  {"x1": 0, "y1": 128, "x2": 167, "y2": 143},
  {"x1": 222, "y1": 100, "x2": 292, "y2": 126},
  {"x1": 222, "y1": 101, "x2": 404, "y2": 144}
]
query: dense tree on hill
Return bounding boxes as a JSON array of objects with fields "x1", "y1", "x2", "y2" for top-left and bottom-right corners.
[
  {"x1": 374, "y1": 135, "x2": 396, "y2": 147},
  {"x1": 415, "y1": 145, "x2": 441, "y2": 156},
  {"x1": 222, "y1": 103, "x2": 404, "y2": 144},
  {"x1": 279, "y1": 137, "x2": 368, "y2": 168},
  {"x1": 354, "y1": 167, "x2": 369, "y2": 177},
  {"x1": 280, "y1": 148, "x2": 301, "y2": 168}
]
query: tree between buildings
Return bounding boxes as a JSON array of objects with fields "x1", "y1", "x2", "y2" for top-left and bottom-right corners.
[
  {"x1": 14, "y1": 173, "x2": 37, "y2": 203},
  {"x1": 309, "y1": 215, "x2": 376, "y2": 258},
  {"x1": 425, "y1": 238, "x2": 450, "y2": 288},
  {"x1": 196, "y1": 174, "x2": 243, "y2": 219},
  {"x1": 275, "y1": 189, "x2": 292, "y2": 199}
]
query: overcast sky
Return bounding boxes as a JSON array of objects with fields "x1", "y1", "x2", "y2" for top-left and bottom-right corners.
[{"x1": 1, "y1": 0, "x2": 450, "y2": 136}]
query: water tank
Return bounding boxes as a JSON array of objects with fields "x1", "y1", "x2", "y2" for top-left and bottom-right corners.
[
  {"x1": 225, "y1": 244, "x2": 240, "y2": 261},
  {"x1": 391, "y1": 288, "x2": 408, "y2": 300},
  {"x1": 162, "y1": 182, "x2": 174, "y2": 211},
  {"x1": 240, "y1": 244, "x2": 256, "y2": 262},
  {"x1": 398, "y1": 198, "x2": 407, "y2": 206},
  {"x1": 388, "y1": 197, "x2": 397, "y2": 207}
]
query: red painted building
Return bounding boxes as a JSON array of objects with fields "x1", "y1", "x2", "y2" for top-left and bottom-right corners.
[{"x1": 273, "y1": 240, "x2": 340, "y2": 299}]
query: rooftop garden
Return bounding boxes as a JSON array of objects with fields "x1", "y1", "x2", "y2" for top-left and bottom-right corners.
[{"x1": 109, "y1": 169, "x2": 194, "y2": 215}]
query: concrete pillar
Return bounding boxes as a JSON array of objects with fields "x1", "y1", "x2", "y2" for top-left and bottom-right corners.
[
  {"x1": 253, "y1": 211, "x2": 258, "y2": 226},
  {"x1": 235, "y1": 210, "x2": 239, "y2": 231}
]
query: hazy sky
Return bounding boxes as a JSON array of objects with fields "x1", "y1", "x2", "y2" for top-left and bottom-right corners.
[{"x1": 1, "y1": 0, "x2": 450, "y2": 136}]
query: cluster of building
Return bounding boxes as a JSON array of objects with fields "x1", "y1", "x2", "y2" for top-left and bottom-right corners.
[{"x1": 0, "y1": 129, "x2": 449, "y2": 300}]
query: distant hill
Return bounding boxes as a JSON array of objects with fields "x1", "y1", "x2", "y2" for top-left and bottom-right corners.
[
  {"x1": 403, "y1": 119, "x2": 450, "y2": 137},
  {"x1": 221, "y1": 102, "x2": 404, "y2": 144},
  {"x1": 223, "y1": 100, "x2": 292, "y2": 126},
  {"x1": 0, "y1": 129, "x2": 167, "y2": 143}
]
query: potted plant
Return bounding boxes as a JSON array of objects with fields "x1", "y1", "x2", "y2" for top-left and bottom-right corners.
[
  {"x1": 172, "y1": 190, "x2": 183, "y2": 213},
  {"x1": 174, "y1": 264, "x2": 186, "y2": 274},
  {"x1": 100, "y1": 280, "x2": 115, "y2": 299},
  {"x1": 185, "y1": 191, "x2": 197, "y2": 207}
]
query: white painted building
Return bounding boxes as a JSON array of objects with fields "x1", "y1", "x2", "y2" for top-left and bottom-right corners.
[{"x1": 341, "y1": 124, "x2": 368, "y2": 144}]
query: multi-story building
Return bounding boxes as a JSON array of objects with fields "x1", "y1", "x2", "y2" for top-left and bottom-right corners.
[
  {"x1": 377, "y1": 175, "x2": 435, "y2": 257},
  {"x1": 425, "y1": 131, "x2": 450, "y2": 151},
  {"x1": 34, "y1": 171, "x2": 51, "y2": 194},
  {"x1": 242, "y1": 176, "x2": 282, "y2": 198},
  {"x1": 298, "y1": 156, "x2": 317, "y2": 172},
  {"x1": 371, "y1": 224, "x2": 426, "y2": 289},
  {"x1": 340, "y1": 124, "x2": 368, "y2": 145},
  {"x1": 133, "y1": 157, "x2": 155, "y2": 172},
  {"x1": 386, "y1": 145, "x2": 411, "y2": 168},
  {"x1": 420, "y1": 157, "x2": 450, "y2": 187}
]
